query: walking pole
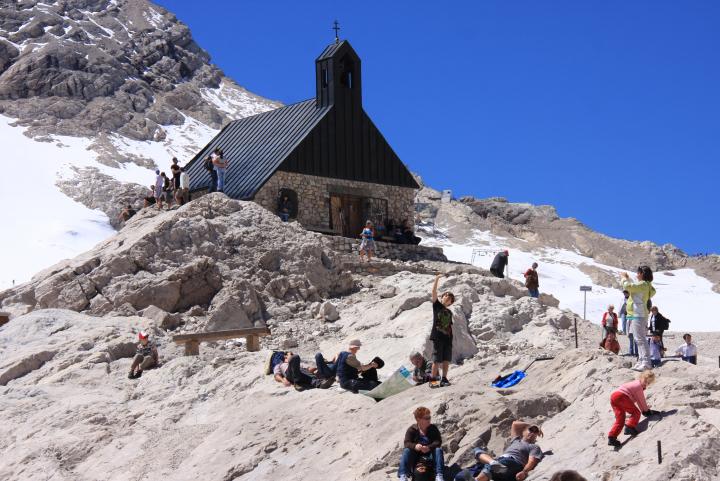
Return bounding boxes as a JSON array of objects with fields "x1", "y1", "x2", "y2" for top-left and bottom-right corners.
[
  {"x1": 657, "y1": 440, "x2": 662, "y2": 464},
  {"x1": 578, "y1": 286, "x2": 592, "y2": 349},
  {"x1": 574, "y1": 316, "x2": 578, "y2": 349}
]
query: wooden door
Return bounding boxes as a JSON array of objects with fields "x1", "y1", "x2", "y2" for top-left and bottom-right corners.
[{"x1": 330, "y1": 194, "x2": 364, "y2": 238}]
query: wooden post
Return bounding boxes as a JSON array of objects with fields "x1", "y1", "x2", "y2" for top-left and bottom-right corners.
[
  {"x1": 246, "y1": 335, "x2": 260, "y2": 352},
  {"x1": 657, "y1": 440, "x2": 662, "y2": 464},
  {"x1": 184, "y1": 340, "x2": 200, "y2": 356}
]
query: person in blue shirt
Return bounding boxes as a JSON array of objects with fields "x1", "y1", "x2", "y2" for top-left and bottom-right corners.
[{"x1": 359, "y1": 220, "x2": 376, "y2": 262}]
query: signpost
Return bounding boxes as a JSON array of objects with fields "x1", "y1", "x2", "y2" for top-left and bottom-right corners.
[{"x1": 577, "y1": 286, "x2": 592, "y2": 348}]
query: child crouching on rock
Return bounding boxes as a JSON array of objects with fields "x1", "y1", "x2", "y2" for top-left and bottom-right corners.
[
  {"x1": 607, "y1": 370, "x2": 660, "y2": 447},
  {"x1": 128, "y1": 331, "x2": 158, "y2": 379}
]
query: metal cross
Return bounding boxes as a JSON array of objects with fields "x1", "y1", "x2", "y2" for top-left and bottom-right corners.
[{"x1": 333, "y1": 20, "x2": 340, "y2": 43}]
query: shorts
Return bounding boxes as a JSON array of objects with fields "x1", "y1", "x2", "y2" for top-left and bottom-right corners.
[
  {"x1": 432, "y1": 336, "x2": 452, "y2": 363},
  {"x1": 359, "y1": 239, "x2": 375, "y2": 252}
]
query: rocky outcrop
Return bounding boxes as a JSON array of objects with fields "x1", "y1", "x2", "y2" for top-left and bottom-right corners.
[{"x1": 0, "y1": 0, "x2": 279, "y2": 147}]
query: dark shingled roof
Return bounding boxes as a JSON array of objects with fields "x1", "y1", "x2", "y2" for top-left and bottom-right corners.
[
  {"x1": 187, "y1": 99, "x2": 331, "y2": 200},
  {"x1": 316, "y1": 40, "x2": 347, "y2": 61}
]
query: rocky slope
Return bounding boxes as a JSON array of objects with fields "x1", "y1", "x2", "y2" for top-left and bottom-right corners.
[
  {"x1": 416, "y1": 184, "x2": 720, "y2": 292},
  {"x1": 1, "y1": 195, "x2": 720, "y2": 481}
]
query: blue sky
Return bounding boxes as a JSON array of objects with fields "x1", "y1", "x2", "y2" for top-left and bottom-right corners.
[{"x1": 157, "y1": 0, "x2": 719, "y2": 255}]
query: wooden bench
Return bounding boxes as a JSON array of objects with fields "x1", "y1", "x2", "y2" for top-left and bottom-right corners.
[
  {"x1": 172, "y1": 327, "x2": 271, "y2": 356},
  {"x1": 0, "y1": 312, "x2": 9, "y2": 327}
]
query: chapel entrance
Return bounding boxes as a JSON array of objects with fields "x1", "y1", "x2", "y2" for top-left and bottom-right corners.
[{"x1": 330, "y1": 194, "x2": 364, "y2": 238}]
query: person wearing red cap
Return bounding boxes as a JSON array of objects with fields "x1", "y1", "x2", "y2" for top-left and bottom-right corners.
[
  {"x1": 128, "y1": 331, "x2": 159, "y2": 379},
  {"x1": 490, "y1": 250, "x2": 509, "y2": 278}
]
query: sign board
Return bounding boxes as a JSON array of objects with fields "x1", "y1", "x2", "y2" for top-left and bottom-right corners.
[{"x1": 580, "y1": 286, "x2": 592, "y2": 292}]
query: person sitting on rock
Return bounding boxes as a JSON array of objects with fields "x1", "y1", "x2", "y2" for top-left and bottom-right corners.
[
  {"x1": 278, "y1": 195, "x2": 292, "y2": 222},
  {"x1": 118, "y1": 204, "x2": 136, "y2": 223},
  {"x1": 273, "y1": 352, "x2": 334, "y2": 390},
  {"x1": 430, "y1": 273, "x2": 455, "y2": 387},
  {"x1": 648, "y1": 332, "x2": 665, "y2": 368},
  {"x1": 490, "y1": 250, "x2": 509, "y2": 278},
  {"x1": 601, "y1": 305, "x2": 618, "y2": 340},
  {"x1": 607, "y1": 370, "x2": 659, "y2": 447},
  {"x1": 144, "y1": 184, "x2": 157, "y2": 208},
  {"x1": 454, "y1": 421, "x2": 544, "y2": 481},
  {"x1": 599, "y1": 331, "x2": 620, "y2": 355},
  {"x1": 128, "y1": 331, "x2": 158, "y2": 379},
  {"x1": 648, "y1": 306, "x2": 670, "y2": 349},
  {"x1": 410, "y1": 351, "x2": 432, "y2": 385},
  {"x1": 336, "y1": 339, "x2": 383, "y2": 393},
  {"x1": 398, "y1": 406, "x2": 445, "y2": 481},
  {"x1": 675, "y1": 333, "x2": 697, "y2": 365}
]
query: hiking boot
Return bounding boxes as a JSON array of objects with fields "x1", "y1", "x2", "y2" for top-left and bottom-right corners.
[
  {"x1": 624, "y1": 426, "x2": 639, "y2": 436},
  {"x1": 631, "y1": 362, "x2": 652, "y2": 372},
  {"x1": 128, "y1": 372, "x2": 136, "y2": 379},
  {"x1": 440, "y1": 377, "x2": 451, "y2": 387},
  {"x1": 318, "y1": 377, "x2": 335, "y2": 389},
  {"x1": 608, "y1": 437, "x2": 621, "y2": 447},
  {"x1": 429, "y1": 379, "x2": 441, "y2": 389},
  {"x1": 135, "y1": 369, "x2": 143, "y2": 378}
]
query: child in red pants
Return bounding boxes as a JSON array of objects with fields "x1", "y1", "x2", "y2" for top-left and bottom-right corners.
[{"x1": 608, "y1": 370, "x2": 659, "y2": 447}]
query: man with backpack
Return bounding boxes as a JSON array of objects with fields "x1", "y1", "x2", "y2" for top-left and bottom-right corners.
[
  {"x1": 648, "y1": 306, "x2": 670, "y2": 349},
  {"x1": 204, "y1": 155, "x2": 217, "y2": 193},
  {"x1": 490, "y1": 250, "x2": 509, "y2": 278}
]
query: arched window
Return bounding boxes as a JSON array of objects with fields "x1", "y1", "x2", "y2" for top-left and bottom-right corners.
[{"x1": 277, "y1": 188, "x2": 298, "y2": 219}]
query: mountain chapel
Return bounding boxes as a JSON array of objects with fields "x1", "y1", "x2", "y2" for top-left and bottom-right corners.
[{"x1": 186, "y1": 38, "x2": 419, "y2": 238}]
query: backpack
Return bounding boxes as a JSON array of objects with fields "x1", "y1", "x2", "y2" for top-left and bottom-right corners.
[
  {"x1": 655, "y1": 315, "x2": 670, "y2": 331},
  {"x1": 204, "y1": 158, "x2": 215, "y2": 172},
  {"x1": 264, "y1": 351, "x2": 287, "y2": 375}
]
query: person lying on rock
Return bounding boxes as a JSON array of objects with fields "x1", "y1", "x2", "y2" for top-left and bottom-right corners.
[
  {"x1": 430, "y1": 273, "x2": 455, "y2": 387},
  {"x1": 314, "y1": 352, "x2": 339, "y2": 379},
  {"x1": 273, "y1": 352, "x2": 334, "y2": 390},
  {"x1": 336, "y1": 339, "x2": 384, "y2": 393},
  {"x1": 398, "y1": 406, "x2": 445, "y2": 481},
  {"x1": 454, "y1": 421, "x2": 544, "y2": 481},
  {"x1": 607, "y1": 370, "x2": 660, "y2": 447},
  {"x1": 128, "y1": 331, "x2": 158, "y2": 379},
  {"x1": 599, "y1": 331, "x2": 620, "y2": 355},
  {"x1": 410, "y1": 351, "x2": 432, "y2": 385}
]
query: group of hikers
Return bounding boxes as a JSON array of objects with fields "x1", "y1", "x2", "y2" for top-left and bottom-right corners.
[{"x1": 144, "y1": 157, "x2": 192, "y2": 210}]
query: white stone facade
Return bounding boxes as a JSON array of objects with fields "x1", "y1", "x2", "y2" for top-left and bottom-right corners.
[{"x1": 253, "y1": 170, "x2": 417, "y2": 232}]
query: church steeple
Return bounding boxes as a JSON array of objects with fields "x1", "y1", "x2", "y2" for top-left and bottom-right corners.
[{"x1": 315, "y1": 34, "x2": 362, "y2": 109}]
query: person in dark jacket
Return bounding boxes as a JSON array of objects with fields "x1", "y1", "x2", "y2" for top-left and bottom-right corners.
[
  {"x1": 524, "y1": 262, "x2": 539, "y2": 297},
  {"x1": 430, "y1": 273, "x2": 455, "y2": 387},
  {"x1": 398, "y1": 406, "x2": 444, "y2": 481},
  {"x1": 336, "y1": 339, "x2": 383, "y2": 393},
  {"x1": 648, "y1": 306, "x2": 670, "y2": 349},
  {"x1": 490, "y1": 250, "x2": 509, "y2": 278},
  {"x1": 205, "y1": 155, "x2": 217, "y2": 193}
]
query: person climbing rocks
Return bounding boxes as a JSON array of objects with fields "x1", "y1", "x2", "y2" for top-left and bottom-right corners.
[
  {"x1": 212, "y1": 147, "x2": 228, "y2": 193},
  {"x1": 398, "y1": 406, "x2": 445, "y2": 481},
  {"x1": 359, "y1": 220, "x2": 376, "y2": 262},
  {"x1": 336, "y1": 339, "x2": 383, "y2": 393},
  {"x1": 430, "y1": 273, "x2": 455, "y2": 388},
  {"x1": 490, "y1": 250, "x2": 509, "y2": 278},
  {"x1": 144, "y1": 184, "x2": 157, "y2": 207},
  {"x1": 601, "y1": 305, "x2": 618, "y2": 340},
  {"x1": 675, "y1": 334, "x2": 697, "y2": 365},
  {"x1": 607, "y1": 370, "x2": 659, "y2": 447},
  {"x1": 599, "y1": 331, "x2": 620, "y2": 355},
  {"x1": 648, "y1": 332, "x2": 665, "y2": 368},
  {"x1": 454, "y1": 421, "x2": 544, "y2": 481},
  {"x1": 409, "y1": 351, "x2": 432, "y2": 385},
  {"x1": 621, "y1": 266, "x2": 656, "y2": 371},
  {"x1": 128, "y1": 331, "x2": 158, "y2": 379},
  {"x1": 523, "y1": 262, "x2": 539, "y2": 298},
  {"x1": 648, "y1": 306, "x2": 670, "y2": 349},
  {"x1": 273, "y1": 352, "x2": 333, "y2": 390}
]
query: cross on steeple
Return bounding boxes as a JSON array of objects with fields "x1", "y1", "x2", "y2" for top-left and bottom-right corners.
[{"x1": 333, "y1": 20, "x2": 340, "y2": 43}]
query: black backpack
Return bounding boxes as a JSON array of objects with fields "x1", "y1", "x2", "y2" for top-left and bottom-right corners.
[
  {"x1": 204, "y1": 158, "x2": 214, "y2": 172},
  {"x1": 655, "y1": 315, "x2": 670, "y2": 331}
]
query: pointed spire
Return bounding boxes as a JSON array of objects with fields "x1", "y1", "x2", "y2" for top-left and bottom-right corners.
[{"x1": 333, "y1": 20, "x2": 340, "y2": 44}]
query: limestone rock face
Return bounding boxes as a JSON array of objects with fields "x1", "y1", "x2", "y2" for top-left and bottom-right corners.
[
  {"x1": 0, "y1": 0, "x2": 280, "y2": 142},
  {"x1": 0, "y1": 196, "x2": 354, "y2": 326}
]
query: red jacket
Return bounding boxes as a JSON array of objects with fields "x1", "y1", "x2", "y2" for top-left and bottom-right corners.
[
  {"x1": 600, "y1": 338, "x2": 620, "y2": 354},
  {"x1": 602, "y1": 312, "x2": 618, "y2": 328}
]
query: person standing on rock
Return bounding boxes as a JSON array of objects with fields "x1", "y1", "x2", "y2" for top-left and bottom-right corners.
[
  {"x1": 621, "y1": 266, "x2": 656, "y2": 371},
  {"x1": 204, "y1": 155, "x2": 217, "y2": 193},
  {"x1": 336, "y1": 339, "x2": 383, "y2": 393},
  {"x1": 601, "y1": 305, "x2": 618, "y2": 340},
  {"x1": 607, "y1": 370, "x2": 659, "y2": 447},
  {"x1": 171, "y1": 159, "x2": 181, "y2": 194},
  {"x1": 179, "y1": 167, "x2": 190, "y2": 205},
  {"x1": 359, "y1": 220, "x2": 376, "y2": 262},
  {"x1": 154, "y1": 170, "x2": 164, "y2": 209},
  {"x1": 128, "y1": 331, "x2": 158, "y2": 379},
  {"x1": 490, "y1": 250, "x2": 509, "y2": 278},
  {"x1": 398, "y1": 406, "x2": 445, "y2": 481},
  {"x1": 212, "y1": 148, "x2": 228, "y2": 193},
  {"x1": 619, "y1": 290, "x2": 630, "y2": 335},
  {"x1": 454, "y1": 421, "x2": 544, "y2": 481},
  {"x1": 524, "y1": 262, "x2": 540, "y2": 298},
  {"x1": 648, "y1": 306, "x2": 670, "y2": 350},
  {"x1": 430, "y1": 273, "x2": 455, "y2": 387}
]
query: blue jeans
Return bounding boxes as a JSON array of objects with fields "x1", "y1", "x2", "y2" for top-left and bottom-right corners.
[
  {"x1": 454, "y1": 450, "x2": 524, "y2": 481},
  {"x1": 398, "y1": 447, "x2": 444, "y2": 478},
  {"x1": 315, "y1": 353, "x2": 336, "y2": 379},
  {"x1": 279, "y1": 213, "x2": 290, "y2": 222},
  {"x1": 628, "y1": 333, "x2": 637, "y2": 356},
  {"x1": 215, "y1": 167, "x2": 226, "y2": 192},
  {"x1": 621, "y1": 314, "x2": 627, "y2": 333},
  {"x1": 528, "y1": 288, "x2": 539, "y2": 298},
  {"x1": 208, "y1": 170, "x2": 217, "y2": 193}
]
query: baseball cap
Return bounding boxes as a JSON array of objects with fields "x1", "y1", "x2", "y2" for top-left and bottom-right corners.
[{"x1": 348, "y1": 339, "x2": 362, "y2": 348}]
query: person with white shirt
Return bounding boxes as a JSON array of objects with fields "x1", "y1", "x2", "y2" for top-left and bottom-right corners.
[
  {"x1": 179, "y1": 167, "x2": 190, "y2": 205},
  {"x1": 675, "y1": 333, "x2": 698, "y2": 365}
]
